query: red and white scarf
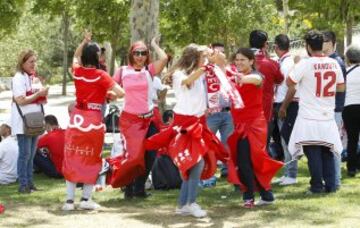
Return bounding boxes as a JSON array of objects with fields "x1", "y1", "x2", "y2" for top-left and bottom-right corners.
[{"x1": 205, "y1": 64, "x2": 244, "y2": 111}]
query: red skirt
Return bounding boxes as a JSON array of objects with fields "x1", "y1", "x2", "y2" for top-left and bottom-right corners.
[
  {"x1": 227, "y1": 116, "x2": 283, "y2": 191},
  {"x1": 62, "y1": 108, "x2": 104, "y2": 184},
  {"x1": 151, "y1": 107, "x2": 165, "y2": 130},
  {"x1": 145, "y1": 113, "x2": 228, "y2": 180},
  {"x1": 106, "y1": 111, "x2": 152, "y2": 188}
]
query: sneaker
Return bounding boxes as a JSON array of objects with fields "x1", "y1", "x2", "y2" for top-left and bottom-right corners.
[
  {"x1": 255, "y1": 199, "x2": 274, "y2": 206},
  {"x1": 243, "y1": 199, "x2": 255, "y2": 209},
  {"x1": 185, "y1": 203, "x2": 207, "y2": 218},
  {"x1": 279, "y1": 177, "x2": 297, "y2": 186},
  {"x1": 175, "y1": 205, "x2": 191, "y2": 216},
  {"x1": 29, "y1": 185, "x2": 39, "y2": 192},
  {"x1": 18, "y1": 186, "x2": 30, "y2": 194},
  {"x1": 79, "y1": 200, "x2": 101, "y2": 210},
  {"x1": 272, "y1": 176, "x2": 285, "y2": 184},
  {"x1": 347, "y1": 170, "x2": 356, "y2": 177},
  {"x1": 62, "y1": 203, "x2": 75, "y2": 211}
]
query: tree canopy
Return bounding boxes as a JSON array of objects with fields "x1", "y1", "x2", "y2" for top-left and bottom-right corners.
[{"x1": 0, "y1": 0, "x2": 359, "y2": 81}]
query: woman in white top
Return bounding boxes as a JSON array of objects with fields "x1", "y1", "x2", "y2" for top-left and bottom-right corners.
[
  {"x1": 342, "y1": 45, "x2": 360, "y2": 177},
  {"x1": 11, "y1": 50, "x2": 49, "y2": 193},
  {"x1": 146, "y1": 44, "x2": 227, "y2": 218}
]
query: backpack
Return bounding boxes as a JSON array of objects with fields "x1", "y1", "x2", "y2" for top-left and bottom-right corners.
[
  {"x1": 151, "y1": 154, "x2": 182, "y2": 190},
  {"x1": 104, "y1": 104, "x2": 120, "y2": 133}
]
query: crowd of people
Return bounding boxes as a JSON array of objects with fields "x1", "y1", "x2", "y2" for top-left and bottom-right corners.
[{"x1": 1, "y1": 28, "x2": 360, "y2": 218}]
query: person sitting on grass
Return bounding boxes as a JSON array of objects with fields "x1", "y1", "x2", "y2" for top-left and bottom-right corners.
[
  {"x1": 0, "y1": 121, "x2": 19, "y2": 185},
  {"x1": 34, "y1": 115, "x2": 64, "y2": 178}
]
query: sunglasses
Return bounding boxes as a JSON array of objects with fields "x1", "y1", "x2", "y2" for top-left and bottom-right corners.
[{"x1": 133, "y1": 50, "x2": 148, "y2": 57}]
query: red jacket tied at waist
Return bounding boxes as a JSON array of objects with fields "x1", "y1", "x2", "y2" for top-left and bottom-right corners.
[
  {"x1": 227, "y1": 116, "x2": 283, "y2": 191},
  {"x1": 106, "y1": 111, "x2": 152, "y2": 188},
  {"x1": 145, "y1": 113, "x2": 228, "y2": 180}
]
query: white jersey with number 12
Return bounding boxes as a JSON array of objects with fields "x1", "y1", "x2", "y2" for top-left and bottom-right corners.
[{"x1": 289, "y1": 56, "x2": 344, "y2": 120}]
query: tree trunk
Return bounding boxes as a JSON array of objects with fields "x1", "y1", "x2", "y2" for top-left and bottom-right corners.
[
  {"x1": 109, "y1": 39, "x2": 117, "y2": 75},
  {"x1": 337, "y1": 38, "x2": 345, "y2": 57},
  {"x1": 282, "y1": 0, "x2": 289, "y2": 34},
  {"x1": 130, "y1": 0, "x2": 159, "y2": 45},
  {"x1": 62, "y1": 11, "x2": 69, "y2": 96},
  {"x1": 346, "y1": 15, "x2": 353, "y2": 47}
]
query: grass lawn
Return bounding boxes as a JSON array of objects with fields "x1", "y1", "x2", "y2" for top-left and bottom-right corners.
[{"x1": 1, "y1": 159, "x2": 360, "y2": 228}]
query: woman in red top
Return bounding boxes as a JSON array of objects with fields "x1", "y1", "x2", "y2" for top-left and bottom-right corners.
[
  {"x1": 62, "y1": 32, "x2": 124, "y2": 211},
  {"x1": 107, "y1": 37, "x2": 168, "y2": 199},
  {"x1": 227, "y1": 48, "x2": 283, "y2": 208}
]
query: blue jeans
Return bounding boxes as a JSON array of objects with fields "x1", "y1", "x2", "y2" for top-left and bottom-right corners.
[
  {"x1": 206, "y1": 111, "x2": 233, "y2": 176},
  {"x1": 334, "y1": 111, "x2": 343, "y2": 187},
  {"x1": 178, "y1": 159, "x2": 204, "y2": 206},
  {"x1": 303, "y1": 145, "x2": 336, "y2": 193},
  {"x1": 206, "y1": 111, "x2": 234, "y2": 145},
  {"x1": 17, "y1": 134, "x2": 38, "y2": 188}
]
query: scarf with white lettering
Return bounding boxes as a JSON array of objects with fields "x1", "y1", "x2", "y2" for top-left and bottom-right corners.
[{"x1": 205, "y1": 64, "x2": 244, "y2": 111}]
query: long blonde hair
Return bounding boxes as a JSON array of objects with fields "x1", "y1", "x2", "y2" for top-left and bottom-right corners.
[{"x1": 163, "y1": 44, "x2": 207, "y2": 85}]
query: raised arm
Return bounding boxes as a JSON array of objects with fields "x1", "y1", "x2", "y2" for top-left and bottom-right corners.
[
  {"x1": 181, "y1": 67, "x2": 206, "y2": 87},
  {"x1": 73, "y1": 31, "x2": 92, "y2": 66},
  {"x1": 151, "y1": 36, "x2": 168, "y2": 76}
]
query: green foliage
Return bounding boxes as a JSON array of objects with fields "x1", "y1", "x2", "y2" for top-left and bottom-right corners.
[
  {"x1": 160, "y1": 0, "x2": 283, "y2": 53},
  {"x1": 75, "y1": 0, "x2": 131, "y2": 71},
  {"x1": 75, "y1": 0, "x2": 129, "y2": 42},
  {"x1": 0, "y1": 4, "x2": 79, "y2": 82},
  {"x1": 288, "y1": 0, "x2": 360, "y2": 36},
  {"x1": 0, "y1": 0, "x2": 26, "y2": 39}
]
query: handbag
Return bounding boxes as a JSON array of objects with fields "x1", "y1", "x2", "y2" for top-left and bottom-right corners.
[
  {"x1": 15, "y1": 102, "x2": 45, "y2": 136},
  {"x1": 104, "y1": 104, "x2": 120, "y2": 133}
]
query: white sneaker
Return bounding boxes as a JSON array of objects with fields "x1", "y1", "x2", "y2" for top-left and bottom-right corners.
[
  {"x1": 62, "y1": 203, "x2": 75, "y2": 211},
  {"x1": 279, "y1": 177, "x2": 297, "y2": 186},
  {"x1": 175, "y1": 205, "x2": 191, "y2": 216},
  {"x1": 186, "y1": 203, "x2": 207, "y2": 218},
  {"x1": 255, "y1": 199, "x2": 274, "y2": 206},
  {"x1": 272, "y1": 176, "x2": 285, "y2": 184},
  {"x1": 79, "y1": 200, "x2": 101, "y2": 210}
]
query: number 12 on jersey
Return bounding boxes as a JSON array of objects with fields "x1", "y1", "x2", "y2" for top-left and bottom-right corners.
[{"x1": 314, "y1": 71, "x2": 336, "y2": 97}]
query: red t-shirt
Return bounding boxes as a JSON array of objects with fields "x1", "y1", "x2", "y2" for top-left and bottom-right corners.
[
  {"x1": 37, "y1": 129, "x2": 66, "y2": 175},
  {"x1": 231, "y1": 73, "x2": 264, "y2": 123},
  {"x1": 73, "y1": 66, "x2": 115, "y2": 106},
  {"x1": 255, "y1": 52, "x2": 284, "y2": 121}
]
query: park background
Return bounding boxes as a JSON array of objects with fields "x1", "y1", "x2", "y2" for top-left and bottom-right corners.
[{"x1": 1, "y1": 0, "x2": 360, "y2": 227}]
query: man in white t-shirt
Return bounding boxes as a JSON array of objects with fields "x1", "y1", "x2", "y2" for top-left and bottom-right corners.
[
  {"x1": 286, "y1": 30, "x2": 345, "y2": 194},
  {"x1": 0, "y1": 122, "x2": 19, "y2": 185},
  {"x1": 272, "y1": 34, "x2": 298, "y2": 186}
]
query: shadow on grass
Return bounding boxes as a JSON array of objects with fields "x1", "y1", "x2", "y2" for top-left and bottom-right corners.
[{"x1": 2, "y1": 160, "x2": 360, "y2": 227}]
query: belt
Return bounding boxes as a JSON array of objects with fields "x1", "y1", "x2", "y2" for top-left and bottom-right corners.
[
  {"x1": 138, "y1": 110, "x2": 154, "y2": 119},
  {"x1": 76, "y1": 102, "x2": 102, "y2": 111},
  {"x1": 221, "y1": 107, "x2": 231, "y2": 112}
]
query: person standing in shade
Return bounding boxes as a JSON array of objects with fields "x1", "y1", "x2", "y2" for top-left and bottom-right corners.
[
  {"x1": 249, "y1": 30, "x2": 284, "y2": 128},
  {"x1": 109, "y1": 36, "x2": 168, "y2": 198},
  {"x1": 205, "y1": 42, "x2": 234, "y2": 178},
  {"x1": 322, "y1": 31, "x2": 346, "y2": 189},
  {"x1": 273, "y1": 34, "x2": 299, "y2": 186},
  {"x1": 227, "y1": 48, "x2": 283, "y2": 208},
  {"x1": 342, "y1": 45, "x2": 360, "y2": 177},
  {"x1": 287, "y1": 30, "x2": 345, "y2": 194},
  {"x1": 62, "y1": 32, "x2": 124, "y2": 211},
  {"x1": 11, "y1": 49, "x2": 49, "y2": 193}
]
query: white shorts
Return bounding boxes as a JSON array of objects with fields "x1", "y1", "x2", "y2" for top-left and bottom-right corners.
[{"x1": 288, "y1": 116, "x2": 343, "y2": 159}]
